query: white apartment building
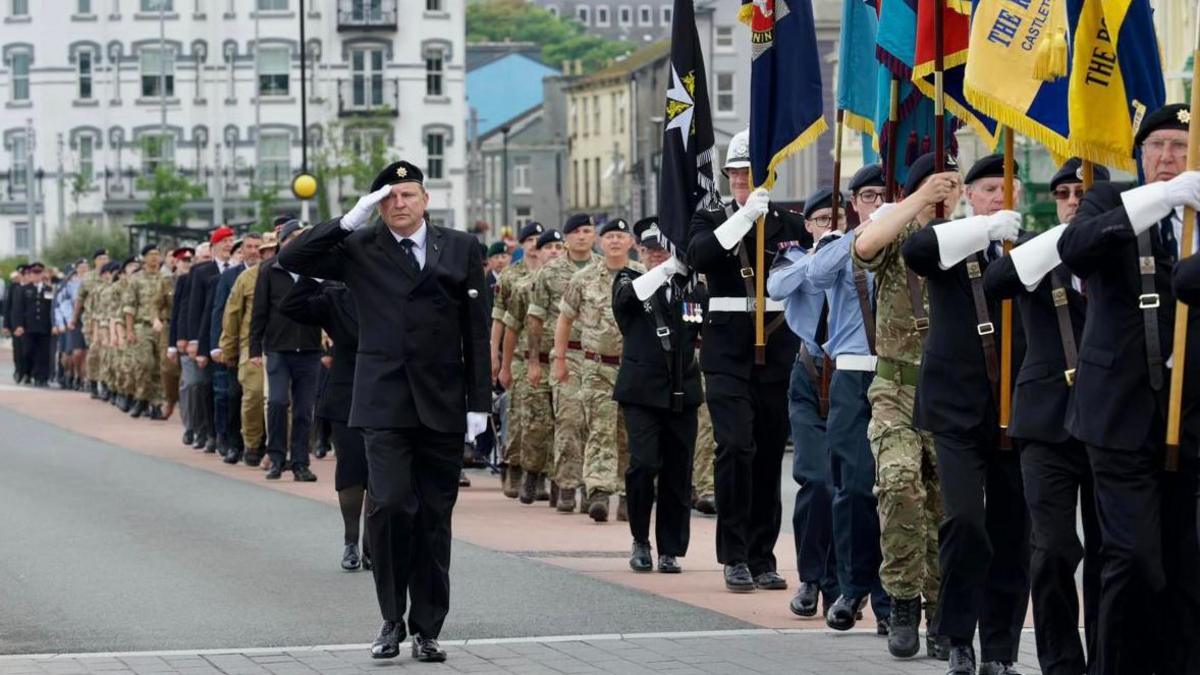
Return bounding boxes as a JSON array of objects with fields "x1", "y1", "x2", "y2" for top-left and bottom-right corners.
[{"x1": 0, "y1": 0, "x2": 466, "y2": 258}]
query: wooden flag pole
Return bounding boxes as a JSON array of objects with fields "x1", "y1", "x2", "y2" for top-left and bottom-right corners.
[
  {"x1": 832, "y1": 109, "x2": 845, "y2": 232},
  {"x1": 755, "y1": 214, "x2": 766, "y2": 364},
  {"x1": 885, "y1": 79, "x2": 900, "y2": 201},
  {"x1": 933, "y1": 0, "x2": 946, "y2": 217},
  {"x1": 1000, "y1": 128, "x2": 1015, "y2": 437}
]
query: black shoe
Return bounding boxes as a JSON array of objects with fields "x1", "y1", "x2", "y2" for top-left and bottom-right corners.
[
  {"x1": 293, "y1": 465, "x2": 317, "y2": 482},
  {"x1": 694, "y1": 493, "x2": 717, "y2": 515},
  {"x1": 723, "y1": 563, "x2": 755, "y2": 593},
  {"x1": 117, "y1": 395, "x2": 131, "y2": 412},
  {"x1": 947, "y1": 645, "x2": 976, "y2": 675},
  {"x1": 193, "y1": 434, "x2": 208, "y2": 450},
  {"x1": 928, "y1": 630, "x2": 950, "y2": 661},
  {"x1": 342, "y1": 543, "x2": 361, "y2": 571},
  {"x1": 658, "y1": 555, "x2": 681, "y2": 574},
  {"x1": 753, "y1": 570, "x2": 788, "y2": 590},
  {"x1": 411, "y1": 634, "x2": 446, "y2": 663},
  {"x1": 265, "y1": 461, "x2": 283, "y2": 480},
  {"x1": 826, "y1": 595, "x2": 867, "y2": 631},
  {"x1": 101, "y1": 387, "x2": 111, "y2": 402},
  {"x1": 244, "y1": 450, "x2": 263, "y2": 467},
  {"x1": 629, "y1": 541, "x2": 652, "y2": 572},
  {"x1": 888, "y1": 596, "x2": 921, "y2": 659},
  {"x1": 129, "y1": 400, "x2": 148, "y2": 418},
  {"x1": 182, "y1": 429, "x2": 194, "y2": 446},
  {"x1": 149, "y1": 405, "x2": 165, "y2": 421},
  {"x1": 314, "y1": 441, "x2": 329, "y2": 460},
  {"x1": 370, "y1": 621, "x2": 404, "y2": 659},
  {"x1": 362, "y1": 550, "x2": 373, "y2": 571},
  {"x1": 876, "y1": 617, "x2": 890, "y2": 636},
  {"x1": 90, "y1": 382, "x2": 100, "y2": 399},
  {"x1": 204, "y1": 438, "x2": 217, "y2": 454},
  {"x1": 223, "y1": 447, "x2": 243, "y2": 465},
  {"x1": 978, "y1": 662, "x2": 1021, "y2": 675},
  {"x1": 459, "y1": 470, "x2": 471, "y2": 487},
  {"x1": 790, "y1": 582, "x2": 819, "y2": 617}
]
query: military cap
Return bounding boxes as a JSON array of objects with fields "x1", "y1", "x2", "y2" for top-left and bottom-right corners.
[
  {"x1": 102, "y1": 262, "x2": 120, "y2": 274},
  {"x1": 848, "y1": 164, "x2": 885, "y2": 192},
  {"x1": 598, "y1": 218, "x2": 631, "y2": 236},
  {"x1": 723, "y1": 128, "x2": 751, "y2": 173},
  {"x1": 28, "y1": 261, "x2": 44, "y2": 272},
  {"x1": 121, "y1": 256, "x2": 138, "y2": 269},
  {"x1": 92, "y1": 248, "x2": 109, "y2": 259},
  {"x1": 171, "y1": 247, "x2": 195, "y2": 260},
  {"x1": 1135, "y1": 103, "x2": 1190, "y2": 147},
  {"x1": 964, "y1": 153, "x2": 1019, "y2": 184},
  {"x1": 271, "y1": 214, "x2": 295, "y2": 228},
  {"x1": 517, "y1": 221, "x2": 545, "y2": 243},
  {"x1": 369, "y1": 160, "x2": 425, "y2": 193},
  {"x1": 140, "y1": 243, "x2": 160, "y2": 257},
  {"x1": 279, "y1": 219, "x2": 303, "y2": 242},
  {"x1": 257, "y1": 232, "x2": 279, "y2": 251},
  {"x1": 803, "y1": 187, "x2": 844, "y2": 220},
  {"x1": 15, "y1": 264, "x2": 27, "y2": 273},
  {"x1": 1049, "y1": 158, "x2": 1110, "y2": 191},
  {"x1": 563, "y1": 213, "x2": 594, "y2": 234},
  {"x1": 903, "y1": 152, "x2": 959, "y2": 197},
  {"x1": 487, "y1": 241, "x2": 508, "y2": 257},
  {"x1": 210, "y1": 225, "x2": 235, "y2": 246},
  {"x1": 633, "y1": 216, "x2": 666, "y2": 249},
  {"x1": 536, "y1": 229, "x2": 564, "y2": 249}
]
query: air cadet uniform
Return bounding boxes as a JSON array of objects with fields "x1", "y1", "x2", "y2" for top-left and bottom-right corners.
[
  {"x1": 220, "y1": 236, "x2": 275, "y2": 466},
  {"x1": 122, "y1": 244, "x2": 168, "y2": 419}
]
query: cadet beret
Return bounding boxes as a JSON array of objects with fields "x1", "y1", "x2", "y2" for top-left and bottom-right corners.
[
  {"x1": 517, "y1": 221, "x2": 545, "y2": 243},
  {"x1": 536, "y1": 229, "x2": 564, "y2": 249},
  {"x1": 172, "y1": 247, "x2": 195, "y2": 259},
  {"x1": 369, "y1": 160, "x2": 425, "y2": 193},
  {"x1": 563, "y1": 213, "x2": 594, "y2": 234},
  {"x1": 140, "y1": 243, "x2": 159, "y2": 257},
  {"x1": 903, "y1": 152, "x2": 959, "y2": 197},
  {"x1": 102, "y1": 262, "x2": 120, "y2": 274},
  {"x1": 964, "y1": 153, "x2": 1019, "y2": 184},
  {"x1": 1049, "y1": 158, "x2": 1110, "y2": 191},
  {"x1": 1135, "y1": 103, "x2": 1190, "y2": 147},
  {"x1": 279, "y1": 219, "x2": 303, "y2": 242},
  {"x1": 598, "y1": 218, "x2": 631, "y2": 236},
  {"x1": 15, "y1": 264, "x2": 27, "y2": 273},
  {"x1": 848, "y1": 164, "x2": 885, "y2": 192},
  {"x1": 633, "y1": 216, "x2": 666, "y2": 249},
  {"x1": 210, "y1": 225, "x2": 234, "y2": 246},
  {"x1": 121, "y1": 256, "x2": 138, "y2": 269},
  {"x1": 487, "y1": 242, "x2": 508, "y2": 257},
  {"x1": 803, "y1": 187, "x2": 844, "y2": 220},
  {"x1": 92, "y1": 248, "x2": 109, "y2": 259},
  {"x1": 272, "y1": 214, "x2": 295, "y2": 228}
]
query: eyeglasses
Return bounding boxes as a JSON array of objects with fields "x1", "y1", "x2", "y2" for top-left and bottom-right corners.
[
  {"x1": 1142, "y1": 138, "x2": 1189, "y2": 157},
  {"x1": 808, "y1": 215, "x2": 833, "y2": 227},
  {"x1": 1052, "y1": 186, "x2": 1086, "y2": 201},
  {"x1": 855, "y1": 189, "x2": 885, "y2": 204}
]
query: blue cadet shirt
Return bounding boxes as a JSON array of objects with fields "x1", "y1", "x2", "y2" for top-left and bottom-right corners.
[{"x1": 765, "y1": 244, "x2": 825, "y2": 357}]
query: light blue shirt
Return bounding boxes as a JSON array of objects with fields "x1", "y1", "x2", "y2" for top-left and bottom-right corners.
[
  {"x1": 804, "y1": 232, "x2": 874, "y2": 358},
  {"x1": 766, "y1": 245, "x2": 825, "y2": 356},
  {"x1": 54, "y1": 276, "x2": 81, "y2": 329},
  {"x1": 390, "y1": 220, "x2": 428, "y2": 270}
]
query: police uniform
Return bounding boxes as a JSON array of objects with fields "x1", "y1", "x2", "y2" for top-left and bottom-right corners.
[
  {"x1": 612, "y1": 217, "x2": 705, "y2": 572},
  {"x1": 12, "y1": 263, "x2": 55, "y2": 386}
]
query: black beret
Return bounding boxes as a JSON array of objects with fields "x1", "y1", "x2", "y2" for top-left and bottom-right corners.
[
  {"x1": 633, "y1": 216, "x2": 665, "y2": 248},
  {"x1": 101, "y1": 262, "x2": 120, "y2": 274},
  {"x1": 369, "y1": 160, "x2": 425, "y2": 193},
  {"x1": 598, "y1": 218, "x2": 631, "y2": 236},
  {"x1": 848, "y1": 164, "x2": 885, "y2": 192},
  {"x1": 1135, "y1": 103, "x2": 1190, "y2": 147},
  {"x1": 121, "y1": 256, "x2": 138, "y2": 269},
  {"x1": 536, "y1": 229, "x2": 564, "y2": 249},
  {"x1": 487, "y1": 242, "x2": 508, "y2": 257},
  {"x1": 279, "y1": 219, "x2": 303, "y2": 242},
  {"x1": 92, "y1": 248, "x2": 109, "y2": 259},
  {"x1": 16, "y1": 264, "x2": 27, "y2": 273},
  {"x1": 563, "y1": 213, "x2": 594, "y2": 234},
  {"x1": 964, "y1": 153, "x2": 1019, "y2": 184},
  {"x1": 802, "y1": 187, "x2": 844, "y2": 220},
  {"x1": 28, "y1": 261, "x2": 44, "y2": 271},
  {"x1": 517, "y1": 221, "x2": 545, "y2": 242},
  {"x1": 903, "y1": 152, "x2": 959, "y2": 197},
  {"x1": 1049, "y1": 158, "x2": 1111, "y2": 191},
  {"x1": 140, "y1": 243, "x2": 160, "y2": 257}
]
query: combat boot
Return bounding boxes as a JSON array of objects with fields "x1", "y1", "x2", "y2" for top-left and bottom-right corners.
[
  {"x1": 535, "y1": 474, "x2": 550, "y2": 501},
  {"x1": 548, "y1": 481, "x2": 559, "y2": 508},
  {"x1": 556, "y1": 486, "x2": 576, "y2": 513},
  {"x1": 518, "y1": 470, "x2": 538, "y2": 504},
  {"x1": 579, "y1": 487, "x2": 588, "y2": 513},
  {"x1": 588, "y1": 491, "x2": 610, "y2": 522},
  {"x1": 616, "y1": 495, "x2": 628, "y2": 521},
  {"x1": 100, "y1": 385, "x2": 110, "y2": 402},
  {"x1": 117, "y1": 395, "x2": 131, "y2": 413},
  {"x1": 129, "y1": 400, "x2": 148, "y2": 418},
  {"x1": 694, "y1": 493, "x2": 717, "y2": 515},
  {"x1": 887, "y1": 596, "x2": 921, "y2": 659},
  {"x1": 89, "y1": 381, "x2": 100, "y2": 399},
  {"x1": 149, "y1": 405, "x2": 165, "y2": 421},
  {"x1": 503, "y1": 465, "x2": 522, "y2": 499}
]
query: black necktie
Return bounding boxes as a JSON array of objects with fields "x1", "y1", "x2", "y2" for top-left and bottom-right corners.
[
  {"x1": 399, "y1": 238, "x2": 420, "y2": 275},
  {"x1": 1161, "y1": 216, "x2": 1179, "y2": 262}
]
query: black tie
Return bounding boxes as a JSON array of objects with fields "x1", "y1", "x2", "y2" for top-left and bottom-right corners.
[
  {"x1": 399, "y1": 238, "x2": 420, "y2": 275},
  {"x1": 1161, "y1": 216, "x2": 1179, "y2": 262}
]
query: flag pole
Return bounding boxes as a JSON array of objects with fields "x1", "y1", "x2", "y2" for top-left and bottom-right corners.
[
  {"x1": 755, "y1": 213, "x2": 766, "y2": 364},
  {"x1": 1000, "y1": 127, "x2": 1015, "y2": 441},
  {"x1": 933, "y1": 0, "x2": 946, "y2": 216},
  {"x1": 832, "y1": 109, "x2": 844, "y2": 232},
  {"x1": 885, "y1": 78, "x2": 900, "y2": 201}
]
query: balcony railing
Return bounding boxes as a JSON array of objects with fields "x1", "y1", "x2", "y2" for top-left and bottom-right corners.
[
  {"x1": 337, "y1": 77, "x2": 399, "y2": 118},
  {"x1": 337, "y1": 0, "x2": 397, "y2": 30}
]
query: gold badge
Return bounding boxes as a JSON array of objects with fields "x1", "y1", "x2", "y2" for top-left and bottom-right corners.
[
  {"x1": 1178, "y1": 109, "x2": 1192, "y2": 125},
  {"x1": 1075, "y1": 166, "x2": 1085, "y2": 180},
  {"x1": 396, "y1": 166, "x2": 408, "y2": 178}
]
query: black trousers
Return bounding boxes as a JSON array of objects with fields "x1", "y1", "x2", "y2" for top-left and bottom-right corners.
[
  {"x1": 185, "y1": 357, "x2": 213, "y2": 441},
  {"x1": 933, "y1": 429, "x2": 1030, "y2": 664},
  {"x1": 21, "y1": 332, "x2": 51, "y2": 383},
  {"x1": 706, "y1": 372, "x2": 790, "y2": 575},
  {"x1": 331, "y1": 420, "x2": 368, "y2": 492},
  {"x1": 12, "y1": 333, "x2": 26, "y2": 380},
  {"x1": 361, "y1": 426, "x2": 463, "y2": 639},
  {"x1": 265, "y1": 350, "x2": 320, "y2": 467},
  {"x1": 1020, "y1": 439, "x2": 1099, "y2": 675},
  {"x1": 788, "y1": 359, "x2": 837, "y2": 598},
  {"x1": 622, "y1": 402, "x2": 697, "y2": 557}
]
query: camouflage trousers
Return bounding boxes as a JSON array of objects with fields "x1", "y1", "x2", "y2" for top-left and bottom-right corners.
[
  {"x1": 118, "y1": 338, "x2": 137, "y2": 395},
  {"x1": 99, "y1": 337, "x2": 116, "y2": 388},
  {"x1": 85, "y1": 328, "x2": 101, "y2": 380},
  {"x1": 552, "y1": 354, "x2": 587, "y2": 490},
  {"x1": 517, "y1": 361, "x2": 555, "y2": 475},
  {"x1": 503, "y1": 358, "x2": 527, "y2": 467},
  {"x1": 580, "y1": 360, "x2": 628, "y2": 497},
  {"x1": 131, "y1": 324, "x2": 163, "y2": 403},
  {"x1": 868, "y1": 375, "x2": 942, "y2": 613},
  {"x1": 693, "y1": 400, "x2": 716, "y2": 496},
  {"x1": 159, "y1": 326, "x2": 179, "y2": 406}
]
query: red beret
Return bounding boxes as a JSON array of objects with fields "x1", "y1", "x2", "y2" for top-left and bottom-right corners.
[{"x1": 210, "y1": 225, "x2": 235, "y2": 246}]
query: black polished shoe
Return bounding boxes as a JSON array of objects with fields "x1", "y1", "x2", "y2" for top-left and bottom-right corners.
[
  {"x1": 789, "y1": 582, "x2": 819, "y2": 617},
  {"x1": 694, "y1": 493, "x2": 717, "y2": 515},
  {"x1": 411, "y1": 634, "x2": 446, "y2": 663},
  {"x1": 657, "y1": 555, "x2": 681, "y2": 574},
  {"x1": 265, "y1": 461, "x2": 283, "y2": 480},
  {"x1": 223, "y1": 447, "x2": 243, "y2": 465},
  {"x1": 723, "y1": 563, "x2": 755, "y2": 593},
  {"x1": 292, "y1": 465, "x2": 317, "y2": 482},
  {"x1": 182, "y1": 429, "x2": 194, "y2": 446},
  {"x1": 629, "y1": 540, "x2": 652, "y2": 572},
  {"x1": 192, "y1": 433, "x2": 208, "y2": 450},
  {"x1": 244, "y1": 449, "x2": 263, "y2": 467},
  {"x1": 370, "y1": 621, "x2": 404, "y2": 659},
  {"x1": 149, "y1": 405, "x2": 165, "y2": 421},
  {"x1": 947, "y1": 644, "x2": 976, "y2": 675},
  {"x1": 928, "y1": 629, "x2": 950, "y2": 661},
  {"x1": 978, "y1": 662, "x2": 1022, "y2": 675},
  {"x1": 314, "y1": 441, "x2": 329, "y2": 460},
  {"x1": 826, "y1": 595, "x2": 867, "y2": 631},
  {"x1": 204, "y1": 437, "x2": 217, "y2": 454},
  {"x1": 876, "y1": 616, "x2": 890, "y2": 636},
  {"x1": 888, "y1": 596, "x2": 921, "y2": 658},
  {"x1": 753, "y1": 570, "x2": 788, "y2": 590},
  {"x1": 129, "y1": 400, "x2": 148, "y2": 418},
  {"x1": 362, "y1": 549, "x2": 373, "y2": 571},
  {"x1": 341, "y1": 543, "x2": 361, "y2": 571}
]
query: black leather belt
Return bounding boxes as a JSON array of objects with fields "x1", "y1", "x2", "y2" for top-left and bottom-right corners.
[{"x1": 1136, "y1": 231, "x2": 1164, "y2": 391}]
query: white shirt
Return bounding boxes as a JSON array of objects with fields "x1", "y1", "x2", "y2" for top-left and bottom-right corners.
[
  {"x1": 389, "y1": 220, "x2": 428, "y2": 270},
  {"x1": 1171, "y1": 207, "x2": 1200, "y2": 255}
]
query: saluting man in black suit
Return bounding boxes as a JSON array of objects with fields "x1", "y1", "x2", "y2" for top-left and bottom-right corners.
[
  {"x1": 279, "y1": 160, "x2": 490, "y2": 664},
  {"x1": 1058, "y1": 103, "x2": 1200, "y2": 675}
]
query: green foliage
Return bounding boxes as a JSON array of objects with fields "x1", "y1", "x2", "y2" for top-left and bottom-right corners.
[
  {"x1": 466, "y1": 0, "x2": 634, "y2": 73},
  {"x1": 249, "y1": 183, "x2": 281, "y2": 233},
  {"x1": 0, "y1": 255, "x2": 29, "y2": 280},
  {"x1": 135, "y1": 165, "x2": 204, "y2": 227},
  {"x1": 40, "y1": 220, "x2": 130, "y2": 269},
  {"x1": 310, "y1": 118, "x2": 398, "y2": 215}
]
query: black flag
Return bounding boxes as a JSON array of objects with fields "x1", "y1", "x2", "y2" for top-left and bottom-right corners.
[{"x1": 657, "y1": 0, "x2": 721, "y2": 258}]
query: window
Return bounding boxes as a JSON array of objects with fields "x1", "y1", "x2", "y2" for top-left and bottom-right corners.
[
  {"x1": 425, "y1": 131, "x2": 445, "y2": 180},
  {"x1": 257, "y1": 46, "x2": 290, "y2": 96},
  {"x1": 425, "y1": 0, "x2": 441, "y2": 10},
  {"x1": 10, "y1": 51, "x2": 30, "y2": 102},
  {"x1": 715, "y1": 71, "x2": 734, "y2": 114},
  {"x1": 11, "y1": 0, "x2": 28, "y2": 16},
  {"x1": 514, "y1": 206, "x2": 532, "y2": 229},
  {"x1": 638, "y1": 5, "x2": 651, "y2": 24},
  {"x1": 594, "y1": 157, "x2": 600, "y2": 207},
  {"x1": 78, "y1": 50, "x2": 94, "y2": 100},
  {"x1": 618, "y1": 5, "x2": 631, "y2": 26},
  {"x1": 350, "y1": 48, "x2": 384, "y2": 108},
  {"x1": 581, "y1": 97, "x2": 588, "y2": 137},
  {"x1": 592, "y1": 95, "x2": 600, "y2": 134},
  {"x1": 575, "y1": 5, "x2": 589, "y2": 24},
  {"x1": 716, "y1": 26, "x2": 734, "y2": 51},
  {"x1": 513, "y1": 157, "x2": 530, "y2": 192},
  {"x1": 257, "y1": 132, "x2": 290, "y2": 185},
  {"x1": 78, "y1": 135, "x2": 94, "y2": 183},
  {"x1": 10, "y1": 132, "x2": 28, "y2": 191},
  {"x1": 572, "y1": 159, "x2": 579, "y2": 206},
  {"x1": 77, "y1": 0, "x2": 91, "y2": 13},
  {"x1": 583, "y1": 159, "x2": 589, "y2": 206},
  {"x1": 256, "y1": 0, "x2": 287, "y2": 9},
  {"x1": 617, "y1": 91, "x2": 625, "y2": 133},
  {"x1": 660, "y1": 5, "x2": 671, "y2": 24},
  {"x1": 13, "y1": 222, "x2": 29, "y2": 254},
  {"x1": 425, "y1": 47, "x2": 444, "y2": 97},
  {"x1": 595, "y1": 5, "x2": 609, "y2": 26},
  {"x1": 569, "y1": 99, "x2": 577, "y2": 137},
  {"x1": 347, "y1": 127, "x2": 386, "y2": 155},
  {"x1": 611, "y1": 92, "x2": 618, "y2": 133},
  {"x1": 140, "y1": 134, "x2": 175, "y2": 175},
  {"x1": 546, "y1": 4, "x2": 558, "y2": 17},
  {"x1": 140, "y1": 0, "x2": 173, "y2": 10},
  {"x1": 140, "y1": 47, "x2": 175, "y2": 97}
]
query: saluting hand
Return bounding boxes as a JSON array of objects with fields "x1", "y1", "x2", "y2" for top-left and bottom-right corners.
[{"x1": 341, "y1": 185, "x2": 393, "y2": 232}]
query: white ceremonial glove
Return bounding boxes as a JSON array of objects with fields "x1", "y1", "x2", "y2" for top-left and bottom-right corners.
[
  {"x1": 985, "y1": 210, "x2": 1022, "y2": 242},
  {"x1": 632, "y1": 256, "x2": 684, "y2": 301},
  {"x1": 465, "y1": 411, "x2": 489, "y2": 442},
  {"x1": 340, "y1": 185, "x2": 393, "y2": 232},
  {"x1": 1121, "y1": 171, "x2": 1200, "y2": 235},
  {"x1": 715, "y1": 188, "x2": 771, "y2": 250},
  {"x1": 932, "y1": 215, "x2": 991, "y2": 269},
  {"x1": 1010, "y1": 224, "x2": 1067, "y2": 290}
]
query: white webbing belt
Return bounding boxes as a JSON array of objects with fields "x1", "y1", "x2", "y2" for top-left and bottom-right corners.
[
  {"x1": 708, "y1": 297, "x2": 785, "y2": 313},
  {"x1": 835, "y1": 354, "x2": 878, "y2": 372}
]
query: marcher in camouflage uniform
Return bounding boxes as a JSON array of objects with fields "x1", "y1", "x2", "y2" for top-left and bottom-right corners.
[
  {"x1": 114, "y1": 258, "x2": 141, "y2": 409},
  {"x1": 70, "y1": 248, "x2": 109, "y2": 395},
  {"x1": 555, "y1": 219, "x2": 643, "y2": 523},
  {"x1": 122, "y1": 244, "x2": 169, "y2": 419},
  {"x1": 851, "y1": 157, "x2": 959, "y2": 660},
  {"x1": 97, "y1": 265, "x2": 122, "y2": 400},
  {"x1": 692, "y1": 396, "x2": 717, "y2": 512}
]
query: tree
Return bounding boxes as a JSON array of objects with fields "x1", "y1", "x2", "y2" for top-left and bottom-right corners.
[
  {"x1": 248, "y1": 183, "x2": 281, "y2": 233},
  {"x1": 41, "y1": 220, "x2": 130, "y2": 269},
  {"x1": 136, "y1": 165, "x2": 203, "y2": 226},
  {"x1": 310, "y1": 118, "x2": 398, "y2": 220},
  {"x1": 466, "y1": 0, "x2": 635, "y2": 73}
]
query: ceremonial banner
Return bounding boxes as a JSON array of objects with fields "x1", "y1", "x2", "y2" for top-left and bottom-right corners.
[
  {"x1": 963, "y1": 0, "x2": 1071, "y2": 162},
  {"x1": 838, "y1": 0, "x2": 881, "y2": 142},
  {"x1": 741, "y1": 0, "x2": 829, "y2": 190},
  {"x1": 658, "y1": 0, "x2": 720, "y2": 253},
  {"x1": 1066, "y1": 0, "x2": 1165, "y2": 171}
]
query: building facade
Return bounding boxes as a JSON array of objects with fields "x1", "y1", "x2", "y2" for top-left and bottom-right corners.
[
  {"x1": 0, "y1": 0, "x2": 467, "y2": 258},
  {"x1": 527, "y1": 0, "x2": 674, "y2": 45}
]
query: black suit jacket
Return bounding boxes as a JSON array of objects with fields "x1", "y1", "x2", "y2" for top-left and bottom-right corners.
[
  {"x1": 611, "y1": 268, "x2": 705, "y2": 409},
  {"x1": 902, "y1": 226, "x2": 1025, "y2": 435},
  {"x1": 277, "y1": 219, "x2": 490, "y2": 433},
  {"x1": 202, "y1": 263, "x2": 245, "y2": 355},
  {"x1": 280, "y1": 278, "x2": 358, "y2": 423},
  {"x1": 1058, "y1": 180, "x2": 1199, "y2": 450},
  {"x1": 182, "y1": 260, "x2": 222, "y2": 342},
  {"x1": 168, "y1": 274, "x2": 190, "y2": 345},
  {"x1": 984, "y1": 243, "x2": 1084, "y2": 444},
  {"x1": 12, "y1": 282, "x2": 53, "y2": 335},
  {"x1": 686, "y1": 203, "x2": 809, "y2": 384},
  {"x1": 249, "y1": 261, "x2": 322, "y2": 357},
  {"x1": 1176, "y1": 255, "x2": 1200, "y2": 307}
]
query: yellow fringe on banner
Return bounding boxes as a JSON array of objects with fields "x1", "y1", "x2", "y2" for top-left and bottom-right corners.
[
  {"x1": 962, "y1": 84, "x2": 1070, "y2": 165},
  {"x1": 842, "y1": 110, "x2": 877, "y2": 140},
  {"x1": 738, "y1": 2, "x2": 754, "y2": 26},
  {"x1": 752, "y1": 117, "x2": 830, "y2": 190}
]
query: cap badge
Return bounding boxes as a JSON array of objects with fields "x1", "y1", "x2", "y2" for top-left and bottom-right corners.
[
  {"x1": 1075, "y1": 166, "x2": 1085, "y2": 180},
  {"x1": 396, "y1": 166, "x2": 408, "y2": 178},
  {"x1": 1178, "y1": 109, "x2": 1192, "y2": 125}
]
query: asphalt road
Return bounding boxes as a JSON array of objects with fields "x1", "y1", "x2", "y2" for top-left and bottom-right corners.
[{"x1": 0, "y1": 405, "x2": 748, "y2": 655}]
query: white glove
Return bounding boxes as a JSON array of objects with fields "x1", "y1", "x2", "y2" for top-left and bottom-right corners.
[
  {"x1": 1010, "y1": 224, "x2": 1066, "y2": 289},
  {"x1": 715, "y1": 188, "x2": 771, "y2": 250},
  {"x1": 1121, "y1": 172, "x2": 1200, "y2": 235},
  {"x1": 986, "y1": 210, "x2": 1022, "y2": 242},
  {"x1": 932, "y1": 215, "x2": 990, "y2": 270},
  {"x1": 1166, "y1": 171, "x2": 1200, "y2": 210},
  {"x1": 465, "y1": 411, "x2": 489, "y2": 442},
  {"x1": 340, "y1": 185, "x2": 393, "y2": 232},
  {"x1": 210, "y1": 348, "x2": 222, "y2": 360},
  {"x1": 632, "y1": 256, "x2": 684, "y2": 301}
]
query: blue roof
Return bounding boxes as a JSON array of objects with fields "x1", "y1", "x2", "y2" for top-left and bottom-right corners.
[{"x1": 468, "y1": 53, "x2": 559, "y2": 138}]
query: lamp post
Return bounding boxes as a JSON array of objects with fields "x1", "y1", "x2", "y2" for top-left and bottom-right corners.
[{"x1": 501, "y1": 125, "x2": 510, "y2": 229}]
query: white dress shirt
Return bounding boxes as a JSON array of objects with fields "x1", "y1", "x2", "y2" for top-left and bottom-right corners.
[{"x1": 390, "y1": 220, "x2": 429, "y2": 270}]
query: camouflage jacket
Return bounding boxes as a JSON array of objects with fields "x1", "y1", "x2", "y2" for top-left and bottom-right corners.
[
  {"x1": 528, "y1": 253, "x2": 600, "y2": 358},
  {"x1": 559, "y1": 258, "x2": 645, "y2": 358},
  {"x1": 491, "y1": 261, "x2": 530, "y2": 324},
  {"x1": 851, "y1": 219, "x2": 929, "y2": 367}
]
